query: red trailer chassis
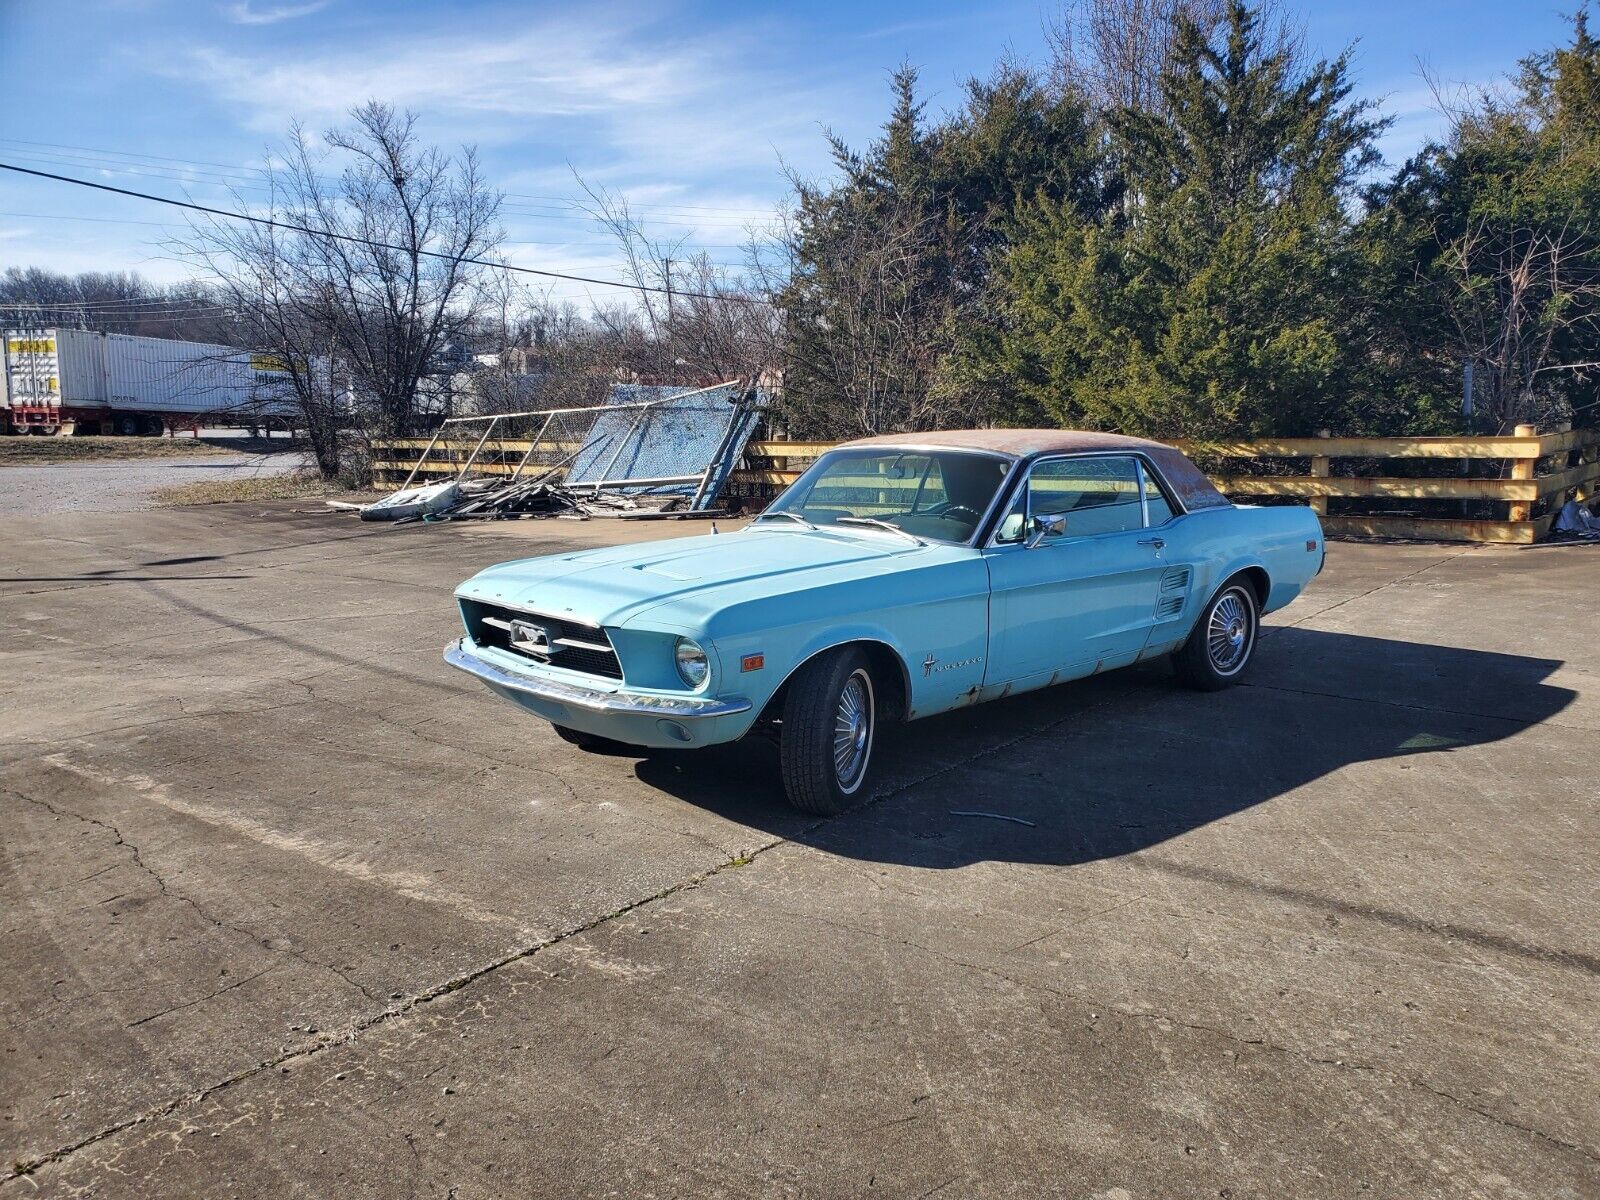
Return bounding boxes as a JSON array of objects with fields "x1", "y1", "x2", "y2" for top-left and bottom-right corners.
[{"x1": 7, "y1": 404, "x2": 206, "y2": 437}]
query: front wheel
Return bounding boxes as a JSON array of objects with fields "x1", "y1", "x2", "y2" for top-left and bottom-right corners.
[
  {"x1": 1174, "y1": 580, "x2": 1259, "y2": 691},
  {"x1": 779, "y1": 648, "x2": 877, "y2": 815}
]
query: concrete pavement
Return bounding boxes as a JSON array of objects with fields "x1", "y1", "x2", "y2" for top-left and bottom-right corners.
[{"x1": 1, "y1": 504, "x2": 1595, "y2": 1197}]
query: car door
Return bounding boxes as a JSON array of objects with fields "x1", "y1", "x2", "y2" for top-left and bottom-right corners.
[{"x1": 981, "y1": 454, "x2": 1170, "y2": 693}]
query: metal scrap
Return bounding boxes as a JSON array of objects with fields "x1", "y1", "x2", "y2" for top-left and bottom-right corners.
[
  {"x1": 357, "y1": 481, "x2": 463, "y2": 522},
  {"x1": 336, "y1": 379, "x2": 766, "y2": 525}
]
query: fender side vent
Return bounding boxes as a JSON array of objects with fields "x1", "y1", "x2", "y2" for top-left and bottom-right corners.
[{"x1": 1155, "y1": 566, "x2": 1191, "y2": 619}]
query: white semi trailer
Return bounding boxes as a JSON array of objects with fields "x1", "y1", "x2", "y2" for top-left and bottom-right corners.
[{"x1": 2, "y1": 327, "x2": 299, "y2": 435}]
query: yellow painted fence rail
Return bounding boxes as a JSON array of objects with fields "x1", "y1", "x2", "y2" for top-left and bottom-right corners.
[{"x1": 371, "y1": 424, "x2": 1600, "y2": 544}]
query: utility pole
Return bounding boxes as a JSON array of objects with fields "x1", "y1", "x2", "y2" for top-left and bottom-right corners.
[{"x1": 663, "y1": 258, "x2": 674, "y2": 324}]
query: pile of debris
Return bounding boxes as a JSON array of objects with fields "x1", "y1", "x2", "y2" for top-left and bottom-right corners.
[
  {"x1": 333, "y1": 380, "x2": 765, "y2": 525},
  {"x1": 343, "y1": 477, "x2": 701, "y2": 524},
  {"x1": 1550, "y1": 498, "x2": 1600, "y2": 542}
]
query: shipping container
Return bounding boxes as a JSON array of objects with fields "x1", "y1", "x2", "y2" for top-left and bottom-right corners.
[{"x1": 2, "y1": 328, "x2": 300, "y2": 434}]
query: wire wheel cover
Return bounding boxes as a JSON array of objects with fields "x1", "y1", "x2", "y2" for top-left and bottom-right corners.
[
  {"x1": 832, "y1": 669, "x2": 875, "y2": 791},
  {"x1": 1207, "y1": 588, "x2": 1254, "y2": 674}
]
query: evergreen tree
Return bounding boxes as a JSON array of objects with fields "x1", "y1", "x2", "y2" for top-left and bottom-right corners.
[
  {"x1": 1367, "y1": 7, "x2": 1600, "y2": 431},
  {"x1": 968, "y1": 1, "x2": 1384, "y2": 437},
  {"x1": 776, "y1": 65, "x2": 1099, "y2": 436}
]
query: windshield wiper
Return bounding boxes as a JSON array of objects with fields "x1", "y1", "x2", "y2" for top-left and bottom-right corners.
[
  {"x1": 835, "y1": 517, "x2": 924, "y2": 545},
  {"x1": 753, "y1": 510, "x2": 817, "y2": 530}
]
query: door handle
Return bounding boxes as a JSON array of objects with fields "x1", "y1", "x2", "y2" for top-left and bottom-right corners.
[{"x1": 1138, "y1": 537, "x2": 1166, "y2": 549}]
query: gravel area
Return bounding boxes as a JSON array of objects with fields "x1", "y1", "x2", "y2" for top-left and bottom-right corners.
[{"x1": 0, "y1": 451, "x2": 310, "y2": 517}]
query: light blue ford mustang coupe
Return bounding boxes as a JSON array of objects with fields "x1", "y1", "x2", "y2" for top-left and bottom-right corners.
[{"x1": 446, "y1": 430, "x2": 1324, "y2": 813}]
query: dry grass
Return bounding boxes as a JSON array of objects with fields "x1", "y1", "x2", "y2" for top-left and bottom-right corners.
[
  {"x1": 152, "y1": 472, "x2": 337, "y2": 506},
  {"x1": 0, "y1": 435, "x2": 241, "y2": 466}
]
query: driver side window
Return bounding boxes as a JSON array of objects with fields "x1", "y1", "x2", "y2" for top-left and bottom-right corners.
[{"x1": 999, "y1": 455, "x2": 1145, "y2": 542}]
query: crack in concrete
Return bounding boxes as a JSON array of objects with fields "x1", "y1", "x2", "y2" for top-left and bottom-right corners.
[
  {"x1": 760, "y1": 902, "x2": 1600, "y2": 1167},
  {"x1": 0, "y1": 695, "x2": 319, "y2": 761},
  {"x1": 4, "y1": 540, "x2": 1587, "y2": 1186},
  {"x1": 0, "y1": 834, "x2": 783, "y2": 1184},
  {"x1": 126, "y1": 968, "x2": 278, "y2": 1029},
  {"x1": 0, "y1": 688, "x2": 1103, "y2": 1184},
  {"x1": 4, "y1": 787, "x2": 382, "y2": 1010}
]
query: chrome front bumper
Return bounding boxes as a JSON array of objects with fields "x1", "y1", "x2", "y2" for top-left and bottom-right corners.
[{"x1": 444, "y1": 639, "x2": 752, "y2": 719}]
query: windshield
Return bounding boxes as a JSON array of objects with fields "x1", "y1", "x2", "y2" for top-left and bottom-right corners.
[{"x1": 761, "y1": 449, "x2": 1012, "y2": 544}]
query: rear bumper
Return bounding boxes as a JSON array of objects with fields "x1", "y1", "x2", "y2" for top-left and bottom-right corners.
[{"x1": 444, "y1": 639, "x2": 753, "y2": 747}]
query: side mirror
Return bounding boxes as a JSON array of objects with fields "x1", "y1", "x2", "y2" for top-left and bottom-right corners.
[{"x1": 1025, "y1": 513, "x2": 1067, "y2": 548}]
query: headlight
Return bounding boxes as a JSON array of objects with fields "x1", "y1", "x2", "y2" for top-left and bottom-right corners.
[{"x1": 674, "y1": 638, "x2": 709, "y2": 690}]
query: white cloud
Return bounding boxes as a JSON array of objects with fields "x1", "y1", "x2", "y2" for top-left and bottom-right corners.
[
  {"x1": 119, "y1": 5, "x2": 879, "y2": 296},
  {"x1": 162, "y1": 7, "x2": 852, "y2": 179},
  {"x1": 181, "y1": 11, "x2": 728, "y2": 127},
  {"x1": 222, "y1": 0, "x2": 329, "y2": 25}
]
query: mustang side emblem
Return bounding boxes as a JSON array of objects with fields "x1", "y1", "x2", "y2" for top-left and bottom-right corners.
[
  {"x1": 510, "y1": 619, "x2": 556, "y2": 656},
  {"x1": 924, "y1": 653, "x2": 981, "y2": 676}
]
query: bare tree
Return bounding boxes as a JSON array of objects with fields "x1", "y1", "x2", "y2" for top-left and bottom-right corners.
[
  {"x1": 463, "y1": 280, "x2": 634, "y2": 414},
  {"x1": 300, "y1": 103, "x2": 502, "y2": 435},
  {"x1": 179, "y1": 102, "x2": 503, "y2": 473},
  {"x1": 769, "y1": 186, "x2": 983, "y2": 438},
  {"x1": 1410, "y1": 26, "x2": 1600, "y2": 432},
  {"x1": 576, "y1": 179, "x2": 781, "y2": 386},
  {"x1": 1047, "y1": 0, "x2": 1298, "y2": 114},
  {"x1": 1047, "y1": 0, "x2": 1227, "y2": 112},
  {"x1": 1430, "y1": 214, "x2": 1600, "y2": 430},
  {"x1": 177, "y1": 197, "x2": 345, "y2": 474}
]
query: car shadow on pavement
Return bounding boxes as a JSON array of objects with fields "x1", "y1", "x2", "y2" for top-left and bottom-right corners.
[{"x1": 634, "y1": 628, "x2": 1575, "y2": 870}]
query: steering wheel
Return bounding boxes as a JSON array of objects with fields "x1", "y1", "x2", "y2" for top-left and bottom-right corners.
[{"x1": 938, "y1": 504, "x2": 980, "y2": 523}]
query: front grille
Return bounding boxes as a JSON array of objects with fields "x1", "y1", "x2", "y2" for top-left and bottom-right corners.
[{"x1": 461, "y1": 599, "x2": 623, "y2": 680}]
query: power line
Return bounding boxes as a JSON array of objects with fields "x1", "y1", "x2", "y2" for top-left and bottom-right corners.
[
  {"x1": 0, "y1": 162, "x2": 764, "y2": 305},
  {"x1": 0, "y1": 293, "x2": 219, "y2": 310},
  {"x1": 1, "y1": 301, "x2": 230, "y2": 314},
  {"x1": 3, "y1": 316, "x2": 238, "y2": 327},
  {"x1": 0, "y1": 138, "x2": 781, "y2": 218},
  {"x1": 0, "y1": 145, "x2": 778, "y2": 229},
  {"x1": 0, "y1": 210, "x2": 755, "y2": 259},
  {"x1": 0, "y1": 210, "x2": 181, "y2": 229}
]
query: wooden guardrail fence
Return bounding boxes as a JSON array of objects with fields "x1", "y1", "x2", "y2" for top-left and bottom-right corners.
[{"x1": 372, "y1": 423, "x2": 1600, "y2": 543}]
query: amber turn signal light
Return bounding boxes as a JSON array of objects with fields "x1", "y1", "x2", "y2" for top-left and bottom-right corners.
[{"x1": 741, "y1": 653, "x2": 765, "y2": 672}]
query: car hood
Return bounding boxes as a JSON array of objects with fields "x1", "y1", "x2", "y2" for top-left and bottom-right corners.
[{"x1": 456, "y1": 527, "x2": 954, "y2": 629}]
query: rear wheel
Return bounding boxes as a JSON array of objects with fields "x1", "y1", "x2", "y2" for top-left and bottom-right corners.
[
  {"x1": 779, "y1": 647, "x2": 877, "y2": 815},
  {"x1": 113, "y1": 413, "x2": 141, "y2": 437},
  {"x1": 1174, "y1": 580, "x2": 1259, "y2": 691}
]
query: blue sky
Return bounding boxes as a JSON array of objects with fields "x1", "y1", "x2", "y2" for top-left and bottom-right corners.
[{"x1": 0, "y1": 0, "x2": 1577, "y2": 305}]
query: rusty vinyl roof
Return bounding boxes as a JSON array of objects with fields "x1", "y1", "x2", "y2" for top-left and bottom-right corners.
[
  {"x1": 842, "y1": 428, "x2": 1167, "y2": 458},
  {"x1": 837, "y1": 428, "x2": 1232, "y2": 510}
]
